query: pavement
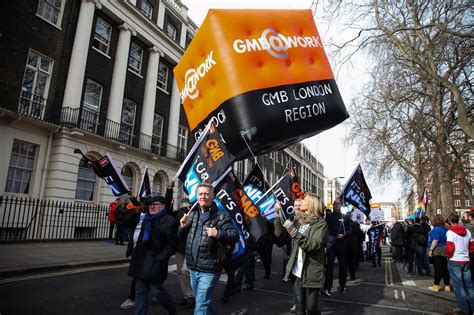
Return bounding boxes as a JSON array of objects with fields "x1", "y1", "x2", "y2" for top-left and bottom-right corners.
[
  {"x1": 0, "y1": 240, "x2": 129, "y2": 277},
  {"x1": 0, "y1": 240, "x2": 457, "y2": 305}
]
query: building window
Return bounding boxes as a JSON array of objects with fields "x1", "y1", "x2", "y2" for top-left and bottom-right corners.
[
  {"x1": 81, "y1": 79, "x2": 102, "y2": 133},
  {"x1": 20, "y1": 50, "x2": 52, "y2": 119},
  {"x1": 157, "y1": 62, "x2": 169, "y2": 91},
  {"x1": 178, "y1": 125, "x2": 188, "y2": 154},
  {"x1": 93, "y1": 17, "x2": 112, "y2": 55},
  {"x1": 75, "y1": 156, "x2": 96, "y2": 201},
  {"x1": 153, "y1": 173, "x2": 163, "y2": 195},
  {"x1": 121, "y1": 165, "x2": 134, "y2": 191},
  {"x1": 452, "y1": 178, "x2": 459, "y2": 183},
  {"x1": 454, "y1": 188, "x2": 460, "y2": 195},
  {"x1": 5, "y1": 140, "x2": 38, "y2": 194},
  {"x1": 37, "y1": 0, "x2": 64, "y2": 26},
  {"x1": 425, "y1": 177, "x2": 432, "y2": 184},
  {"x1": 152, "y1": 114, "x2": 163, "y2": 155},
  {"x1": 454, "y1": 200, "x2": 461, "y2": 207},
  {"x1": 120, "y1": 98, "x2": 136, "y2": 145},
  {"x1": 165, "y1": 21, "x2": 177, "y2": 41},
  {"x1": 140, "y1": 0, "x2": 153, "y2": 19},
  {"x1": 128, "y1": 42, "x2": 143, "y2": 75},
  {"x1": 466, "y1": 200, "x2": 471, "y2": 207}
]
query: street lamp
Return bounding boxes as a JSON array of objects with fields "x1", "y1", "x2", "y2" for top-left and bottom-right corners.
[{"x1": 327, "y1": 176, "x2": 344, "y2": 208}]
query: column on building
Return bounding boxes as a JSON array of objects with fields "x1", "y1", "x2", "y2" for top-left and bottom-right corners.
[
  {"x1": 166, "y1": 79, "x2": 180, "y2": 159},
  {"x1": 62, "y1": 0, "x2": 101, "y2": 124},
  {"x1": 105, "y1": 23, "x2": 136, "y2": 139},
  {"x1": 139, "y1": 46, "x2": 163, "y2": 151},
  {"x1": 157, "y1": 0, "x2": 166, "y2": 29},
  {"x1": 179, "y1": 23, "x2": 187, "y2": 48}
]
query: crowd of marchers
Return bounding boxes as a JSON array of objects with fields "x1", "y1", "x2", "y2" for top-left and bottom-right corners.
[
  {"x1": 390, "y1": 211, "x2": 474, "y2": 315},
  {"x1": 106, "y1": 188, "x2": 473, "y2": 315}
]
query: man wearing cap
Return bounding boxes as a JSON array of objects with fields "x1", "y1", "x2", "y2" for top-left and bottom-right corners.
[
  {"x1": 179, "y1": 182, "x2": 238, "y2": 315},
  {"x1": 127, "y1": 195, "x2": 178, "y2": 315}
]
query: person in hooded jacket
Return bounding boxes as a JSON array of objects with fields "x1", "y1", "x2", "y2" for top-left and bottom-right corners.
[
  {"x1": 275, "y1": 193, "x2": 329, "y2": 315},
  {"x1": 446, "y1": 212, "x2": 474, "y2": 315},
  {"x1": 127, "y1": 195, "x2": 178, "y2": 315}
]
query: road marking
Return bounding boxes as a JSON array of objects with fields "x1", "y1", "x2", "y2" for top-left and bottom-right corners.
[
  {"x1": 317, "y1": 296, "x2": 441, "y2": 314},
  {"x1": 230, "y1": 308, "x2": 248, "y2": 315},
  {"x1": 251, "y1": 287, "x2": 441, "y2": 314},
  {"x1": 394, "y1": 289, "x2": 399, "y2": 299},
  {"x1": 0, "y1": 263, "x2": 129, "y2": 284},
  {"x1": 401, "y1": 290, "x2": 406, "y2": 300}
]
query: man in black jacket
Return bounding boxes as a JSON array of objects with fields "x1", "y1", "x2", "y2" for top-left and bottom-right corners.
[
  {"x1": 179, "y1": 183, "x2": 238, "y2": 315},
  {"x1": 390, "y1": 218, "x2": 405, "y2": 262},
  {"x1": 321, "y1": 198, "x2": 352, "y2": 296},
  {"x1": 127, "y1": 195, "x2": 178, "y2": 315}
]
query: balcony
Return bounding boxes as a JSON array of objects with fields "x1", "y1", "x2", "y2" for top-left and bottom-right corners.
[
  {"x1": 0, "y1": 84, "x2": 187, "y2": 164},
  {"x1": 0, "y1": 84, "x2": 58, "y2": 124},
  {"x1": 59, "y1": 107, "x2": 186, "y2": 163}
]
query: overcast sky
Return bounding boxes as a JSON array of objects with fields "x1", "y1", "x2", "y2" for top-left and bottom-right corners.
[{"x1": 180, "y1": 0, "x2": 401, "y2": 202}]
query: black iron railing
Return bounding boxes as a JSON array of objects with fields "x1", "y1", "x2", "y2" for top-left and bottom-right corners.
[{"x1": 0, "y1": 196, "x2": 109, "y2": 241}]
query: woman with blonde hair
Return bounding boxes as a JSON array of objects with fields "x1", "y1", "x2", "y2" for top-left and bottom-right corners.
[{"x1": 275, "y1": 193, "x2": 328, "y2": 315}]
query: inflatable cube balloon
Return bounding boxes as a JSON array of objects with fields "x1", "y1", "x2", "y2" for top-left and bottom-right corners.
[{"x1": 174, "y1": 9, "x2": 349, "y2": 160}]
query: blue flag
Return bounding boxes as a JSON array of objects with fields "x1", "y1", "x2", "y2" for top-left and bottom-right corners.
[{"x1": 341, "y1": 165, "x2": 372, "y2": 217}]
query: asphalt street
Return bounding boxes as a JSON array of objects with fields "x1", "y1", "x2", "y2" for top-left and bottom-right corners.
[{"x1": 0, "y1": 248, "x2": 456, "y2": 315}]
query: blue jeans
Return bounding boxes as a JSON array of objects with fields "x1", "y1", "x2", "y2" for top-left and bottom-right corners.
[
  {"x1": 190, "y1": 270, "x2": 220, "y2": 315},
  {"x1": 447, "y1": 261, "x2": 474, "y2": 314},
  {"x1": 134, "y1": 278, "x2": 175, "y2": 315}
]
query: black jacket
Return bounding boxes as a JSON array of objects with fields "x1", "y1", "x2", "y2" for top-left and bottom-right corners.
[
  {"x1": 127, "y1": 211, "x2": 178, "y2": 282},
  {"x1": 178, "y1": 203, "x2": 238, "y2": 273},
  {"x1": 390, "y1": 222, "x2": 405, "y2": 246}
]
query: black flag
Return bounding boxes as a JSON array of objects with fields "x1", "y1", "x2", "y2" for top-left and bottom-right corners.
[
  {"x1": 341, "y1": 165, "x2": 372, "y2": 217},
  {"x1": 74, "y1": 149, "x2": 129, "y2": 196},
  {"x1": 174, "y1": 122, "x2": 235, "y2": 203}
]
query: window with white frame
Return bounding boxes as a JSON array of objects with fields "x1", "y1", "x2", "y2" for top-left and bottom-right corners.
[
  {"x1": 81, "y1": 79, "x2": 102, "y2": 132},
  {"x1": 178, "y1": 125, "x2": 188, "y2": 154},
  {"x1": 454, "y1": 188, "x2": 460, "y2": 195},
  {"x1": 165, "y1": 21, "x2": 177, "y2": 41},
  {"x1": 5, "y1": 140, "x2": 38, "y2": 194},
  {"x1": 120, "y1": 98, "x2": 136, "y2": 145},
  {"x1": 152, "y1": 113, "x2": 163, "y2": 154},
  {"x1": 466, "y1": 200, "x2": 471, "y2": 207},
  {"x1": 75, "y1": 156, "x2": 96, "y2": 201},
  {"x1": 37, "y1": 0, "x2": 64, "y2": 26},
  {"x1": 452, "y1": 178, "x2": 459, "y2": 183},
  {"x1": 93, "y1": 17, "x2": 112, "y2": 55},
  {"x1": 153, "y1": 173, "x2": 163, "y2": 195},
  {"x1": 454, "y1": 200, "x2": 461, "y2": 207},
  {"x1": 20, "y1": 50, "x2": 52, "y2": 118},
  {"x1": 140, "y1": 0, "x2": 152, "y2": 19},
  {"x1": 157, "y1": 62, "x2": 169, "y2": 91},
  {"x1": 121, "y1": 165, "x2": 134, "y2": 191},
  {"x1": 128, "y1": 42, "x2": 143, "y2": 75},
  {"x1": 425, "y1": 177, "x2": 432, "y2": 184}
]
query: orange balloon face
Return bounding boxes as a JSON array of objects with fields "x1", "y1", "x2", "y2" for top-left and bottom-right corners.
[{"x1": 174, "y1": 9, "x2": 335, "y2": 131}]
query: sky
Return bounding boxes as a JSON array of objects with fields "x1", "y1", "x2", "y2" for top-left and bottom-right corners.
[{"x1": 180, "y1": 0, "x2": 402, "y2": 202}]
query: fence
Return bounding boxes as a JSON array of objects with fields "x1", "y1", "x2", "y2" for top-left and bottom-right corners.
[{"x1": 0, "y1": 196, "x2": 110, "y2": 241}]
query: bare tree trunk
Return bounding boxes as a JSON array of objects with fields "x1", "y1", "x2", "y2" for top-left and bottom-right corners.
[{"x1": 429, "y1": 84, "x2": 455, "y2": 216}]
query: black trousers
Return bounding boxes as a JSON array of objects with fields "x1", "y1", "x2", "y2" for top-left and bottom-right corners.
[
  {"x1": 432, "y1": 256, "x2": 450, "y2": 286},
  {"x1": 371, "y1": 247, "x2": 382, "y2": 266},
  {"x1": 115, "y1": 223, "x2": 124, "y2": 244},
  {"x1": 257, "y1": 240, "x2": 273, "y2": 275},
  {"x1": 223, "y1": 264, "x2": 237, "y2": 297},
  {"x1": 324, "y1": 242, "x2": 347, "y2": 291},
  {"x1": 292, "y1": 276, "x2": 320, "y2": 315}
]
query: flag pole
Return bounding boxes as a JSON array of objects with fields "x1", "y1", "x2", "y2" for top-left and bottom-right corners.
[{"x1": 255, "y1": 170, "x2": 290, "y2": 205}]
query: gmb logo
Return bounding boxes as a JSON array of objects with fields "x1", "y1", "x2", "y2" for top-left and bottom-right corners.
[{"x1": 233, "y1": 28, "x2": 322, "y2": 59}]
